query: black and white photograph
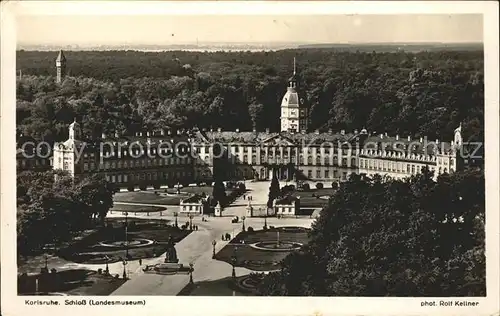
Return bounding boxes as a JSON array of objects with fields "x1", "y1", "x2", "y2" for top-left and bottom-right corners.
[{"x1": 1, "y1": 1, "x2": 499, "y2": 316}]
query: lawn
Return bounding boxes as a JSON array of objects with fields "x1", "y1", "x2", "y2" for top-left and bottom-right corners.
[
  {"x1": 18, "y1": 268, "x2": 127, "y2": 296},
  {"x1": 177, "y1": 277, "x2": 247, "y2": 296},
  {"x1": 214, "y1": 227, "x2": 310, "y2": 271},
  {"x1": 110, "y1": 204, "x2": 166, "y2": 213},
  {"x1": 58, "y1": 218, "x2": 191, "y2": 264},
  {"x1": 114, "y1": 191, "x2": 184, "y2": 205},
  {"x1": 293, "y1": 188, "x2": 336, "y2": 208}
]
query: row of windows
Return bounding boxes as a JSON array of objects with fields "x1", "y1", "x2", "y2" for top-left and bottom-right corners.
[
  {"x1": 359, "y1": 159, "x2": 430, "y2": 174},
  {"x1": 304, "y1": 169, "x2": 348, "y2": 180},
  {"x1": 104, "y1": 170, "x2": 193, "y2": 183},
  {"x1": 359, "y1": 159, "x2": 454, "y2": 174},
  {"x1": 224, "y1": 146, "x2": 352, "y2": 155},
  {"x1": 82, "y1": 157, "x2": 192, "y2": 171},
  {"x1": 277, "y1": 207, "x2": 295, "y2": 213},
  {"x1": 230, "y1": 155, "x2": 356, "y2": 167}
]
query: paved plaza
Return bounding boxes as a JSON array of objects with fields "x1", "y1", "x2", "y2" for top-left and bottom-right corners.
[{"x1": 111, "y1": 180, "x2": 314, "y2": 295}]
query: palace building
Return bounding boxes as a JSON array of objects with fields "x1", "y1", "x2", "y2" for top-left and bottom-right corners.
[{"x1": 22, "y1": 51, "x2": 464, "y2": 186}]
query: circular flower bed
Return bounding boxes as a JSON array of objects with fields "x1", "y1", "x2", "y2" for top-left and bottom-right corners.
[
  {"x1": 250, "y1": 241, "x2": 303, "y2": 252},
  {"x1": 98, "y1": 238, "x2": 154, "y2": 249}
]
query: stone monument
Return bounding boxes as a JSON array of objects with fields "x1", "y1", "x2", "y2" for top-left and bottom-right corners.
[
  {"x1": 246, "y1": 200, "x2": 253, "y2": 217},
  {"x1": 164, "y1": 236, "x2": 179, "y2": 264},
  {"x1": 214, "y1": 201, "x2": 222, "y2": 217}
]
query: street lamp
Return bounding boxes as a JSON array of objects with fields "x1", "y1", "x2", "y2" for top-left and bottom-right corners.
[
  {"x1": 174, "y1": 212, "x2": 178, "y2": 227},
  {"x1": 122, "y1": 260, "x2": 128, "y2": 279},
  {"x1": 231, "y1": 246, "x2": 238, "y2": 278},
  {"x1": 212, "y1": 240, "x2": 217, "y2": 258},
  {"x1": 189, "y1": 215, "x2": 194, "y2": 231},
  {"x1": 105, "y1": 255, "x2": 110, "y2": 274},
  {"x1": 124, "y1": 211, "x2": 129, "y2": 258},
  {"x1": 189, "y1": 262, "x2": 194, "y2": 284},
  {"x1": 44, "y1": 254, "x2": 48, "y2": 270},
  {"x1": 264, "y1": 213, "x2": 268, "y2": 229},
  {"x1": 242, "y1": 216, "x2": 246, "y2": 232}
]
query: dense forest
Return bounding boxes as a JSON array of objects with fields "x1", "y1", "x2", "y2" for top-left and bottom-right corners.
[
  {"x1": 16, "y1": 49, "x2": 484, "y2": 146},
  {"x1": 258, "y1": 168, "x2": 485, "y2": 296}
]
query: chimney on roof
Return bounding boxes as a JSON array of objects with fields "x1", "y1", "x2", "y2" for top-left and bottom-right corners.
[
  {"x1": 253, "y1": 128, "x2": 257, "y2": 133},
  {"x1": 217, "y1": 128, "x2": 222, "y2": 132},
  {"x1": 315, "y1": 129, "x2": 320, "y2": 135},
  {"x1": 328, "y1": 129, "x2": 333, "y2": 134},
  {"x1": 210, "y1": 128, "x2": 213, "y2": 132},
  {"x1": 407, "y1": 136, "x2": 411, "y2": 141},
  {"x1": 265, "y1": 128, "x2": 270, "y2": 133},
  {"x1": 396, "y1": 135, "x2": 399, "y2": 141},
  {"x1": 354, "y1": 129, "x2": 358, "y2": 134},
  {"x1": 236, "y1": 128, "x2": 240, "y2": 133},
  {"x1": 341, "y1": 129, "x2": 345, "y2": 135}
]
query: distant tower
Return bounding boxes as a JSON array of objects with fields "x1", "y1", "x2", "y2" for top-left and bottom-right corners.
[
  {"x1": 55, "y1": 50, "x2": 66, "y2": 83},
  {"x1": 280, "y1": 57, "x2": 308, "y2": 132}
]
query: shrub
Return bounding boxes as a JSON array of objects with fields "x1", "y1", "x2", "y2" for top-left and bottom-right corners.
[
  {"x1": 302, "y1": 183, "x2": 310, "y2": 191},
  {"x1": 332, "y1": 182, "x2": 339, "y2": 189},
  {"x1": 247, "y1": 226, "x2": 254, "y2": 232},
  {"x1": 316, "y1": 183, "x2": 324, "y2": 189},
  {"x1": 127, "y1": 185, "x2": 135, "y2": 192},
  {"x1": 153, "y1": 182, "x2": 161, "y2": 190},
  {"x1": 97, "y1": 268, "x2": 102, "y2": 275},
  {"x1": 139, "y1": 183, "x2": 147, "y2": 191}
]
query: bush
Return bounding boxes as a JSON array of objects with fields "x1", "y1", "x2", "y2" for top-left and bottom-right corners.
[
  {"x1": 332, "y1": 182, "x2": 339, "y2": 189},
  {"x1": 247, "y1": 226, "x2": 254, "y2": 232},
  {"x1": 316, "y1": 183, "x2": 324, "y2": 189},
  {"x1": 139, "y1": 183, "x2": 147, "y2": 191},
  {"x1": 263, "y1": 226, "x2": 268, "y2": 230},
  {"x1": 97, "y1": 268, "x2": 102, "y2": 275},
  {"x1": 127, "y1": 185, "x2": 135, "y2": 192},
  {"x1": 153, "y1": 182, "x2": 161, "y2": 190},
  {"x1": 302, "y1": 183, "x2": 310, "y2": 191}
]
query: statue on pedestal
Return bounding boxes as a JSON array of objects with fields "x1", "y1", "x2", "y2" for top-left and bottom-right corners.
[{"x1": 164, "y1": 236, "x2": 179, "y2": 263}]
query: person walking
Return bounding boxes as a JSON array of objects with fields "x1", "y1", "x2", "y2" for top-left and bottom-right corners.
[{"x1": 139, "y1": 258, "x2": 142, "y2": 266}]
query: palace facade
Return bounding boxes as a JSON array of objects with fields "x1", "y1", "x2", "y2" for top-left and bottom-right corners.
[{"x1": 20, "y1": 51, "x2": 464, "y2": 186}]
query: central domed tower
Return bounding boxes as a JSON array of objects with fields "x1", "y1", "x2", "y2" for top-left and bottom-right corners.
[{"x1": 280, "y1": 57, "x2": 308, "y2": 133}]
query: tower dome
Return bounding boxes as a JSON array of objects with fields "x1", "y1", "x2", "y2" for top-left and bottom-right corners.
[{"x1": 280, "y1": 57, "x2": 308, "y2": 133}]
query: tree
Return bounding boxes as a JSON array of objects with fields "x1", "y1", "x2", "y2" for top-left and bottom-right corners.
[
  {"x1": 212, "y1": 180, "x2": 227, "y2": 207},
  {"x1": 258, "y1": 169, "x2": 485, "y2": 296},
  {"x1": 267, "y1": 173, "x2": 280, "y2": 208}
]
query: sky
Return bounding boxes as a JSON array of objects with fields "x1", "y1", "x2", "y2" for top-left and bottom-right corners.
[{"x1": 16, "y1": 14, "x2": 483, "y2": 45}]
